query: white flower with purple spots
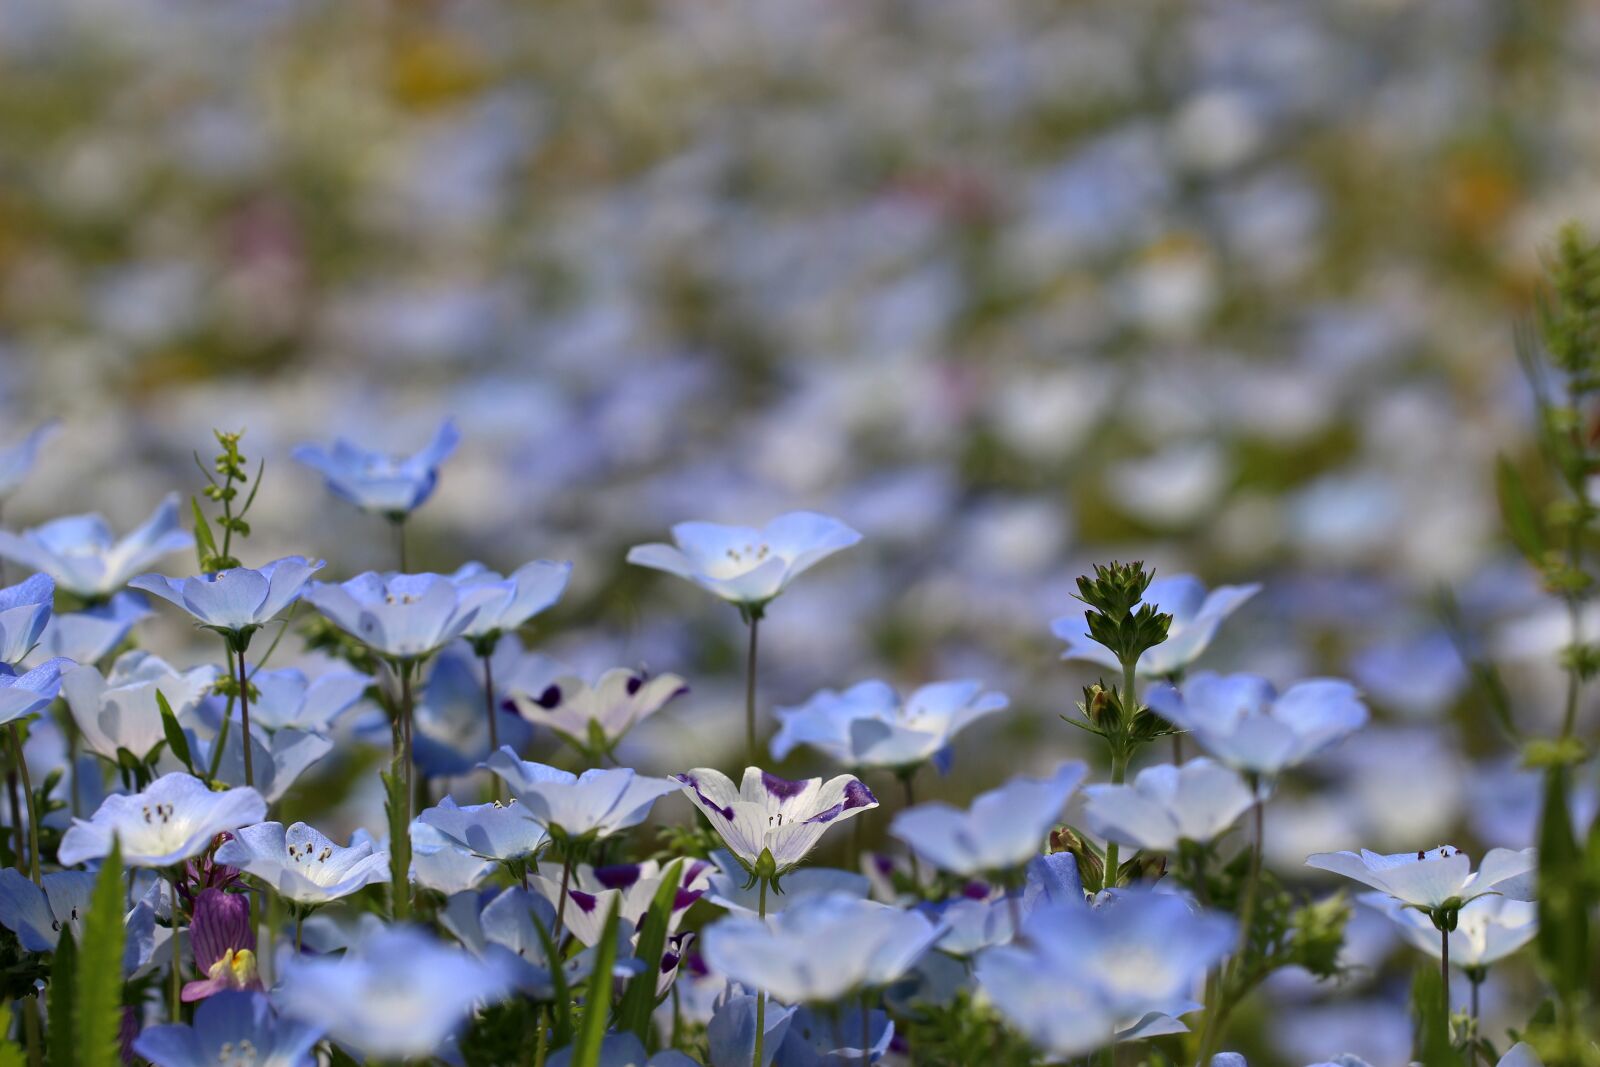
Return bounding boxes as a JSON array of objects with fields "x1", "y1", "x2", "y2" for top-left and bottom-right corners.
[
  {"x1": 626, "y1": 512, "x2": 861, "y2": 611},
  {"x1": 530, "y1": 857, "x2": 711, "y2": 947},
  {"x1": 675, "y1": 766, "x2": 878, "y2": 877},
  {"x1": 506, "y1": 659, "x2": 688, "y2": 755}
]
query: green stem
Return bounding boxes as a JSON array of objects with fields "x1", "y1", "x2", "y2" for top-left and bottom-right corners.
[
  {"x1": 1197, "y1": 797, "x2": 1263, "y2": 1062},
  {"x1": 9, "y1": 726, "x2": 38, "y2": 885},
  {"x1": 5, "y1": 770, "x2": 23, "y2": 880},
  {"x1": 744, "y1": 615, "x2": 760, "y2": 767},
  {"x1": 1100, "y1": 751, "x2": 1126, "y2": 892},
  {"x1": 20, "y1": 997, "x2": 39, "y2": 1067},
  {"x1": 481, "y1": 651, "x2": 502, "y2": 801},
  {"x1": 295, "y1": 908, "x2": 304, "y2": 954},
  {"x1": 752, "y1": 876, "x2": 768, "y2": 1067},
  {"x1": 236, "y1": 648, "x2": 253, "y2": 788},
  {"x1": 399, "y1": 660, "x2": 415, "y2": 828},
  {"x1": 1441, "y1": 926, "x2": 1450, "y2": 1019},
  {"x1": 534, "y1": 1006, "x2": 549, "y2": 1067},
  {"x1": 393, "y1": 515, "x2": 408, "y2": 572},
  {"x1": 554, "y1": 850, "x2": 574, "y2": 941},
  {"x1": 168, "y1": 876, "x2": 183, "y2": 1022}
]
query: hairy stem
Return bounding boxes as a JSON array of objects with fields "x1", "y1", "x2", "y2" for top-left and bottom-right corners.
[
  {"x1": 237, "y1": 648, "x2": 254, "y2": 787},
  {"x1": 753, "y1": 875, "x2": 768, "y2": 1067},
  {"x1": 744, "y1": 615, "x2": 760, "y2": 767}
]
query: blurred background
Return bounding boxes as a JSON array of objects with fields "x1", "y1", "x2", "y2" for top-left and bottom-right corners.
[{"x1": 3, "y1": 0, "x2": 1598, "y2": 1061}]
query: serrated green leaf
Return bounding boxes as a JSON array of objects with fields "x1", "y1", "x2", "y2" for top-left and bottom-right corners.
[
  {"x1": 49, "y1": 927, "x2": 78, "y2": 1067},
  {"x1": 78, "y1": 838, "x2": 125, "y2": 1067},
  {"x1": 616, "y1": 859, "x2": 684, "y2": 1043},
  {"x1": 569, "y1": 898, "x2": 621, "y2": 1067},
  {"x1": 156, "y1": 690, "x2": 194, "y2": 775}
]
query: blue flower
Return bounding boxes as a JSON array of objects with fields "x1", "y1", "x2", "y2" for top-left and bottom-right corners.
[
  {"x1": 0, "y1": 658, "x2": 70, "y2": 726},
  {"x1": 414, "y1": 795, "x2": 548, "y2": 863},
  {"x1": 0, "y1": 867, "x2": 158, "y2": 975},
  {"x1": 1145, "y1": 672, "x2": 1367, "y2": 779},
  {"x1": 627, "y1": 512, "x2": 862, "y2": 610},
  {"x1": 701, "y1": 892, "x2": 940, "y2": 1004},
  {"x1": 0, "y1": 493, "x2": 193, "y2": 599},
  {"x1": 888, "y1": 762, "x2": 1085, "y2": 876},
  {"x1": 0, "y1": 421, "x2": 58, "y2": 501},
  {"x1": 273, "y1": 924, "x2": 513, "y2": 1060},
  {"x1": 0, "y1": 574, "x2": 52, "y2": 667},
  {"x1": 134, "y1": 991, "x2": 321, "y2": 1067},
  {"x1": 974, "y1": 889, "x2": 1233, "y2": 1058},
  {"x1": 773, "y1": 1004, "x2": 895, "y2": 1067},
  {"x1": 410, "y1": 821, "x2": 497, "y2": 895},
  {"x1": 707, "y1": 993, "x2": 793, "y2": 1067},
  {"x1": 1052, "y1": 575, "x2": 1258, "y2": 677},
  {"x1": 303, "y1": 571, "x2": 508, "y2": 660},
  {"x1": 1083, "y1": 758, "x2": 1256, "y2": 851},
  {"x1": 57, "y1": 773, "x2": 266, "y2": 868},
  {"x1": 200, "y1": 666, "x2": 369, "y2": 734},
  {"x1": 770, "y1": 679, "x2": 1007, "y2": 772},
  {"x1": 675, "y1": 767, "x2": 878, "y2": 874},
  {"x1": 451, "y1": 559, "x2": 572, "y2": 642},
  {"x1": 190, "y1": 725, "x2": 333, "y2": 803},
  {"x1": 130, "y1": 556, "x2": 323, "y2": 649},
  {"x1": 25, "y1": 591, "x2": 150, "y2": 668},
  {"x1": 215, "y1": 821, "x2": 390, "y2": 905},
  {"x1": 398, "y1": 641, "x2": 533, "y2": 777},
  {"x1": 485, "y1": 747, "x2": 681, "y2": 841},
  {"x1": 292, "y1": 419, "x2": 459, "y2": 516}
]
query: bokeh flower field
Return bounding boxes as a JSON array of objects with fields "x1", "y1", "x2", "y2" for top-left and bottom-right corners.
[{"x1": 2, "y1": 1, "x2": 1600, "y2": 1065}]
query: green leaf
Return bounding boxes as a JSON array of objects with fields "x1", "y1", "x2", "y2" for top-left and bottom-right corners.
[
  {"x1": 156, "y1": 690, "x2": 195, "y2": 775},
  {"x1": 382, "y1": 766, "x2": 411, "y2": 922},
  {"x1": 616, "y1": 859, "x2": 684, "y2": 1042},
  {"x1": 77, "y1": 838, "x2": 126, "y2": 1067},
  {"x1": 1496, "y1": 455, "x2": 1546, "y2": 562},
  {"x1": 529, "y1": 908, "x2": 573, "y2": 1047},
  {"x1": 1537, "y1": 767, "x2": 1590, "y2": 999},
  {"x1": 49, "y1": 927, "x2": 78, "y2": 1067},
  {"x1": 1410, "y1": 964, "x2": 1453, "y2": 1067},
  {"x1": 569, "y1": 898, "x2": 621, "y2": 1067},
  {"x1": 0, "y1": 1002, "x2": 26, "y2": 1067},
  {"x1": 190, "y1": 496, "x2": 219, "y2": 570}
]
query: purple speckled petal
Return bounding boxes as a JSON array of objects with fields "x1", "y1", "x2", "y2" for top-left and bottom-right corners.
[
  {"x1": 594, "y1": 865, "x2": 641, "y2": 890},
  {"x1": 762, "y1": 771, "x2": 809, "y2": 800},
  {"x1": 569, "y1": 890, "x2": 598, "y2": 914}
]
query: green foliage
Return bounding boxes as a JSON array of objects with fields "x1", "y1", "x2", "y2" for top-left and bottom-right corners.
[
  {"x1": 156, "y1": 689, "x2": 195, "y2": 775},
  {"x1": 382, "y1": 766, "x2": 411, "y2": 922},
  {"x1": 1410, "y1": 965, "x2": 1454, "y2": 1067},
  {"x1": 49, "y1": 927, "x2": 77, "y2": 1067},
  {"x1": 1537, "y1": 768, "x2": 1590, "y2": 1003},
  {"x1": 0, "y1": 1003, "x2": 27, "y2": 1067},
  {"x1": 460, "y1": 998, "x2": 544, "y2": 1067},
  {"x1": 192, "y1": 428, "x2": 263, "y2": 572},
  {"x1": 898, "y1": 991, "x2": 1036, "y2": 1067},
  {"x1": 569, "y1": 898, "x2": 622, "y2": 1067},
  {"x1": 616, "y1": 859, "x2": 684, "y2": 1044},
  {"x1": 1074, "y1": 560, "x2": 1172, "y2": 668},
  {"x1": 77, "y1": 839, "x2": 125, "y2": 1067}
]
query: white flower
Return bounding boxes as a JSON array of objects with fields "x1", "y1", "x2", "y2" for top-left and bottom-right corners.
[
  {"x1": 1083, "y1": 758, "x2": 1255, "y2": 851},
  {"x1": 215, "y1": 821, "x2": 390, "y2": 905},
  {"x1": 129, "y1": 556, "x2": 324, "y2": 643},
  {"x1": 506, "y1": 659, "x2": 688, "y2": 753},
  {"x1": 1052, "y1": 575, "x2": 1259, "y2": 677},
  {"x1": 675, "y1": 767, "x2": 878, "y2": 874},
  {"x1": 1359, "y1": 892, "x2": 1536, "y2": 968},
  {"x1": 1305, "y1": 845, "x2": 1537, "y2": 912},
  {"x1": 626, "y1": 512, "x2": 861, "y2": 609},
  {"x1": 770, "y1": 679, "x2": 1008, "y2": 771},
  {"x1": 450, "y1": 560, "x2": 572, "y2": 641},
  {"x1": 889, "y1": 763, "x2": 1085, "y2": 876},
  {"x1": 58, "y1": 773, "x2": 266, "y2": 868},
  {"x1": 414, "y1": 796, "x2": 548, "y2": 863},
  {"x1": 64, "y1": 651, "x2": 218, "y2": 763},
  {"x1": 484, "y1": 747, "x2": 680, "y2": 840}
]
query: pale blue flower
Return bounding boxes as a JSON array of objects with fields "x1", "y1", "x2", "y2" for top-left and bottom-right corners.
[
  {"x1": 303, "y1": 571, "x2": 509, "y2": 660},
  {"x1": 889, "y1": 762, "x2": 1085, "y2": 876},
  {"x1": 1359, "y1": 891, "x2": 1535, "y2": 968},
  {"x1": 676, "y1": 767, "x2": 878, "y2": 874},
  {"x1": 548, "y1": 1033, "x2": 700, "y2": 1067},
  {"x1": 485, "y1": 747, "x2": 680, "y2": 841},
  {"x1": 702, "y1": 893, "x2": 940, "y2": 1003},
  {"x1": 441, "y1": 886, "x2": 644, "y2": 1000},
  {"x1": 0, "y1": 421, "x2": 58, "y2": 501},
  {"x1": 451, "y1": 559, "x2": 572, "y2": 641},
  {"x1": 0, "y1": 574, "x2": 52, "y2": 667},
  {"x1": 975, "y1": 889, "x2": 1233, "y2": 1058},
  {"x1": 202, "y1": 666, "x2": 369, "y2": 734},
  {"x1": 506, "y1": 656, "x2": 688, "y2": 754},
  {"x1": 707, "y1": 993, "x2": 793, "y2": 1067},
  {"x1": 25, "y1": 591, "x2": 150, "y2": 668},
  {"x1": 130, "y1": 556, "x2": 323, "y2": 648},
  {"x1": 1052, "y1": 575, "x2": 1259, "y2": 677},
  {"x1": 773, "y1": 1005, "x2": 894, "y2": 1067},
  {"x1": 58, "y1": 773, "x2": 266, "y2": 868},
  {"x1": 705, "y1": 850, "x2": 868, "y2": 916},
  {"x1": 627, "y1": 512, "x2": 862, "y2": 609},
  {"x1": 273, "y1": 924, "x2": 513, "y2": 1059},
  {"x1": 190, "y1": 726, "x2": 333, "y2": 803},
  {"x1": 770, "y1": 679, "x2": 1007, "y2": 772},
  {"x1": 136, "y1": 991, "x2": 321, "y2": 1067},
  {"x1": 292, "y1": 419, "x2": 460, "y2": 516},
  {"x1": 1145, "y1": 672, "x2": 1367, "y2": 779},
  {"x1": 0, "y1": 494, "x2": 192, "y2": 599},
  {"x1": 1305, "y1": 845, "x2": 1537, "y2": 911},
  {"x1": 414, "y1": 795, "x2": 548, "y2": 863},
  {"x1": 1083, "y1": 758, "x2": 1255, "y2": 851},
  {"x1": 0, "y1": 867, "x2": 158, "y2": 974},
  {"x1": 215, "y1": 821, "x2": 389, "y2": 905},
  {"x1": 63, "y1": 650, "x2": 218, "y2": 762},
  {"x1": 0, "y1": 658, "x2": 70, "y2": 726},
  {"x1": 410, "y1": 821, "x2": 497, "y2": 894},
  {"x1": 404, "y1": 641, "x2": 534, "y2": 777}
]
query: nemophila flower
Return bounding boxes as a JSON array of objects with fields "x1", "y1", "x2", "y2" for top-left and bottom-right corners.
[
  {"x1": 215, "y1": 822, "x2": 390, "y2": 905},
  {"x1": 547, "y1": 1035, "x2": 699, "y2": 1067},
  {"x1": 58, "y1": 773, "x2": 266, "y2": 868},
  {"x1": 130, "y1": 557, "x2": 324, "y2": 649},
  {"x1": 292, "y1": 418, "x2": 460, "y2": 516},
  {"x1": 1318, "y1": 1044, "x2": 1542, "y2": 1067},
  {"x1": 415, "y1": 796, "x2": 548, "y2": 863},
  {"x1": 1145, "y1": 672, "x2": 1367, "y2": 781},
  {"x1": 707, "y1": 993, "x2": 795, "y2": 1067},
  {"x1": 975, "y1": 889, "x2": 1233, "y2": 1058},
  {"x1": 506, "y1": 658, "x2": 689, "y2": 755},
  {"x1": 204, "y1": 666, "x2": 370, "y2": 734},
  {"x1": 769, "y1": 679, "x2": 1008, "y2": 772},
  {"x1": 1359, "y1": 892, "x2": 1536, "y2": 969},
  {"x1": 192, "y1": 727, "x2": 334, "y2": 804},
  {"x1": 274, "y1": 924, "x2": 513, "y2": 1060},
  {"x1": 63, "y1": 651, "x2": 218, "y2": 762},
  {"x1": 486, "y1": 747, "x2": 680, "y2": 841},
  {"x1": 706, "y1": 850, "x2": 869, "y2": 915},
  {"x1": 410, "y1": 821, "x2": 497, "y2": 895},
  {"x1": 0, "y1": 867, "x2": 160, "y2": 976},
  {"x1": 450, "y1": 559, "x2": 572, "y2": 643},
  {"x1": 1305, "y1": 846, "x2": 1537, "y2": 914},
  {"x1": 303, "y1": 571, "x2": 507, "y2": 660},
  {"x1": 1052, "y1": 575, "x2": 1259, "y2": 677},
  {"x1": 441, "y1": 887, "x2": 643, "y2": 1000},
  {"x1": 182, "y1": 888, "x2": 261, "y2": 1002},
  {"x1": 0, "y1": 658, "x2": 70, "y2": 725},
  {"x1": 702, "y1": 892, "x2": 940, "y2": 1003},
  {"x1": 889, "y1": 762, "x2": 1085, "y2": 877},
  {"x1": 530, "y1": 858, "x2": 710, "y2": 947},
  {"x1": 0, "y1": 574, "x2": 52, "y2": 666},
  {"x1": 626, "y1": 512, "x2": 862, "y2": 611},
  {"x1": 25, "y1": 591, "x2": 150, "y2": 667},
  {"x1": 774, "y1": 1005, "x2": 895, "y2": 1067},
  {"x1": 1022, "y1": 851, "x2": 1087, "y2": 913},
  {"x1": 1083, "y1": 758, "x2": 1255, "y2": 851},
  {"x1": 0, "y1": 421, "x2": 57, "y2": 501},
  {"x1": 135, "y1": 991, "x2": 321, "y2": 1067},
  {"x1": 391, "y1": 641, "x2": 531, "y2": 777},
  {"x1": 0, "y1": 494, "x2": 192, "y2": 600},
  {"x1": 675, "y1": 767, "x2": 878, "y2": 878}
]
